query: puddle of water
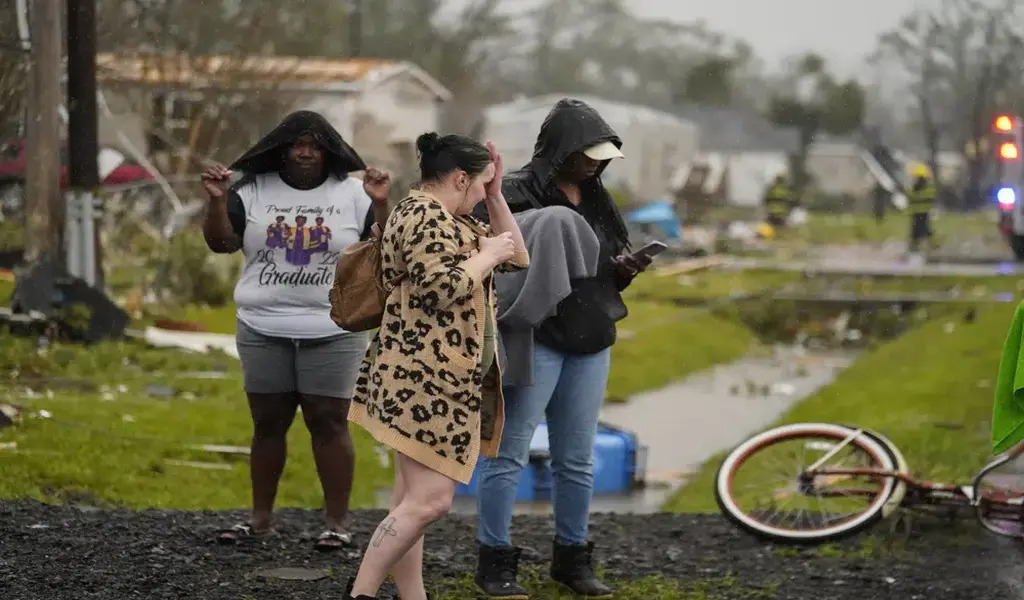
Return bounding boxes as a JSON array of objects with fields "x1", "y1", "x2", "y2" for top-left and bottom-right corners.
[
  {"x1": 377, "y1": 346, "x2": 856, "y2": 516},
  {"x1": 600, "y1": 346, "x2": 857, "y2": 481}
]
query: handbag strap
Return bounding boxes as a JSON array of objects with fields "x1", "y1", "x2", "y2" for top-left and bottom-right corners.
[{"x1": 370, "y1": 222, "x2": 407, "y2": 294}]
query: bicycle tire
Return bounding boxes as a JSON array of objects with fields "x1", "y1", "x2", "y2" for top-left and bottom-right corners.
[
  {"x1": 837, "y1": 423, "x2": 910, "y2": 517},
  {"x1": 714, "y1": 422, "x2": 898, "y2": 544}
]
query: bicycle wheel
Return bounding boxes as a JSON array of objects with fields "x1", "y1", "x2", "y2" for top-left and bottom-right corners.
[{"x1": 715, "y1": 422, "x2": 898, "y2": 544}]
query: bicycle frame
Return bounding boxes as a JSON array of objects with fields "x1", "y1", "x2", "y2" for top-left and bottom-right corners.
[{"x1": 804, "y1": 437, "x2": 1024, "y2": 537}]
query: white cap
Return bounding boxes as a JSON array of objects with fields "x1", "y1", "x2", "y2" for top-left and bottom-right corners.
[{"x1": 583, "y1": 141, "x2": 624, "y2": 161}]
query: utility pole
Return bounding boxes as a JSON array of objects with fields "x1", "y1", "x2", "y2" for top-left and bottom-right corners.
[
  {"x1": 67, "y1": 0, "x2": 102, "y2": 287},
  {"x1": 23, "y1": 0, "x2": 63, "y2": 265},
  {"x1": 350, "y1": 0, "x2": 363, "y2": 57}
]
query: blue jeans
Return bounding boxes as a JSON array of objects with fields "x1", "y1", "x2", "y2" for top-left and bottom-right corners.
[{"x1": 476, "y1": 342, "x2": 612, "y2": 546}]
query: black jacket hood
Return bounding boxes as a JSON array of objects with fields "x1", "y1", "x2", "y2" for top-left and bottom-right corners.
[
  {"x1": 497, "y1": 98, "x2": 630, "y2": 252},
  {"x1": 525, "y1": 98, "x2": 622, "y2": 186},
  {"x1": 229, "y1": 110, "x2": 367, "y2": 177}
]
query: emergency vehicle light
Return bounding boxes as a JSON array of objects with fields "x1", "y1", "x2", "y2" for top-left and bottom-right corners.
[
  {"x1": 995, "y1": 115, "x2": 1014, "y2": 131},
  {"x1": 997, "y1": 186, "x2": 1016, "y2": 207},
  {"x1": 1001, "y1": 142, "x2": 1020, "y2": 160}
]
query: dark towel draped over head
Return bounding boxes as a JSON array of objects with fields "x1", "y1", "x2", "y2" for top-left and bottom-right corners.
[{"x1": 228, "y1": 110, "x2": 367, "y2": 177}]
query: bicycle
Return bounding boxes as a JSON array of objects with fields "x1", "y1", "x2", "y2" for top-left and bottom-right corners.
[{"x1": 713, "y1": 422, "x2": 1024, "y2": 544}]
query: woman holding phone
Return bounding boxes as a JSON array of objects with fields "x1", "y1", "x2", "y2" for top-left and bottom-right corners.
[{"x1": 471, "y1": 98, "x2": 653, "y2": 599}]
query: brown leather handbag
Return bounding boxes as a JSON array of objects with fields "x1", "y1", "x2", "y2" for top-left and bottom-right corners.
[{"x1": 328, "y1": 223, "x2": 400, "y2": 332}]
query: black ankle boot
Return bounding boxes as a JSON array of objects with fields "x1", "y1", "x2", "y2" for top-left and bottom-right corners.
[
  {"x1": 344, "y1": 577, "x2": 378, "y2": 600},
  {"x1": 474, "y1": 544, "x2": 529, "y2": 599},
  {"x1": 550, "y1": 541, "x2": 612, "y2": 598}
]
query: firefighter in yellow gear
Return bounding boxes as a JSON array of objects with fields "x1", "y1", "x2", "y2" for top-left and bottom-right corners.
[
  {"x1": 906, "y1": 163, "x2": 936, "y2": 252},
  {"x1": 763, "y1": 173, "x2": 797, "y2": 227}
]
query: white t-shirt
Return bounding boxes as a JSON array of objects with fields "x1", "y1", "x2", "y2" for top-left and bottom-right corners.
[{"x1": 231, "y1": 173, "x2": 372, "y2": 338}]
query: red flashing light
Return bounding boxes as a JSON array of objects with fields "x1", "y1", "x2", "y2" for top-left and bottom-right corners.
[
  {"x1": 1001, "y1": 142, "x2": 1020, "y2": 160},
  {"x1": 996, "y1": 115, "x2": 1015, "y2": 131}
]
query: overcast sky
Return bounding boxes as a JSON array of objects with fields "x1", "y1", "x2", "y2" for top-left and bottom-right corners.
[
  {"x1": 626, "y1": 0, "x2": 938, "y2": 75},
  {"x1": 448, "y1": 0, "x2": 941, "y2": 77}
]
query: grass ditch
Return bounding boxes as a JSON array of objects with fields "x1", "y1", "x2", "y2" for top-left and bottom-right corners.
[{"x1": 664, "y1": 299, "x2": 1017, "y2": 513}]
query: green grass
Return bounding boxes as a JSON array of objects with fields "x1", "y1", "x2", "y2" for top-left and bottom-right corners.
[
  {"x1": 606, "y1": 299, "x2": 755, "y2": 402},
  {"x1": 664, "y1": 300, "x2": 1015, "y2": 512},
  {"x1": 629, "y1": 263, "x2": 1023, "y2": 305},
  {"x1": 626, "y1": 268, "x2": 801, "y2": 303},
  {"x1": 0, "y1": 219, "x2": 24, "y2": 250},
  {"x1": 778, "y1": 211, "x2": 998, "y2": 247},
  {"x1": 433, "y1": 569, "x2": 777, "y2": 600},
  {"x1": 0, "y1": 333, "x2": 391, "y2": 510},
  {"x1": 178, "y1": 303, "x2": 238, "y2": 334}
]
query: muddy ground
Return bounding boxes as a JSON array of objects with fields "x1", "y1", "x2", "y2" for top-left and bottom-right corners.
[{"x1": 2, "y1": 500, "x2": 1023, "y2": 600}]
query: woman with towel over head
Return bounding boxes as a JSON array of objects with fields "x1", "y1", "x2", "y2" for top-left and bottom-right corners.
[{"x1": 200, "y1": 110, "x2": 391, "y2": 551}]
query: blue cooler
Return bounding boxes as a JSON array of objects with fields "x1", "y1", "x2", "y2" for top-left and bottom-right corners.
[{"x1": 455, "y1": 421, "x2": 647, "y2": 501}]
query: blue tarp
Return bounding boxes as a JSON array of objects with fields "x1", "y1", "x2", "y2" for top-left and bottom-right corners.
[{"x1": 626, "y1": 200, "x2": 682, "y2": 240}]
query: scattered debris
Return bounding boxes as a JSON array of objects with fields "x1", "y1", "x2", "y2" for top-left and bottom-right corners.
[
  {"x1": 141, "y1": 327, "x2": 239, "y2": 359},
  {"x1": 163, "y1": 459, "x2": 233, "y2": 471},
  {"x1": 655, "y1": 255, "x2": 724, "y2": 277},
  {"x1": 34, "y1": 409, "x2": 52, "y2": 419},
  {"x1": 187, "y1": 444, "x2": 250, "y2": 456},
  {"x1": 16, "y1": 377, "x2": 98, "y2": 393},
  {"x1": 176, "y1": 371, "x2": 228, "y2": 380},
  {"x1": 770, "y1": 383, "x2": 797, "y2": 397},
  {"x1": 121, "y1": 414, "x2": 135, "y2": 423},
  {"x1": 0, "y1": 403, "x2": 23, "y2": 429},
  {"x1": 0, "y1": 442, "x2": 17, "y2": 451},
  {"x1": 374, "y1": 445, "x2": 391, "y2": 468},
  {"x1": 144, "y1": 384, "x2": 178, "y2": 399},
  {"x1": 152, "y1": 319, "x2": 209, "y2": 332}
]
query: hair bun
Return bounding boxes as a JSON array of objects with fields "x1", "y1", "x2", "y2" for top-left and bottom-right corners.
[{"x1": 416, "y1": 132, "x2": 442, "y2": 155}]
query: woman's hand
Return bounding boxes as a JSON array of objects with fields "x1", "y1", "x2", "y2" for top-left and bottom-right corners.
[
  {"x1": 478, "y1": 231, "x2": 515, "y2": 267},
  {"x1": 363, "y1": 167, "x2": 391, "y2": 204},
  {"x1": 612, "y1": 252, "x2": 653, "y2": 281},
  {"x1": 484, "y1": 140, "x2": 504, "y2": 201},
  {"x1": 201, "y1": 164, "x2": 232, "y2": 200}
]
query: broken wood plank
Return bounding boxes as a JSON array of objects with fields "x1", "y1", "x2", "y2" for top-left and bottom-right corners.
[
  {"x1": 164, "y1": 459, "x2": 233, "y2": 471},
  {"x1": 654, "y1": 255, "x2": 725, "y2": 276},
  {"x1": 186, "y1": 444, "x2": 250, "y2": 456}
]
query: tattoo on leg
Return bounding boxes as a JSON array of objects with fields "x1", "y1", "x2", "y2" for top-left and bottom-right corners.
[{"x1": 371, "y1": 517, "x2": 398, "y2": 547}]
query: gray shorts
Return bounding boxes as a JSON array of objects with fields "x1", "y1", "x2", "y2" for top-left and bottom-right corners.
[{"x1": 235, "y1": 319, "x2": 369, "y2": 397}]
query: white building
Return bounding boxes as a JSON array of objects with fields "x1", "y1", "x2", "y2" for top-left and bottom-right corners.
[
  {"x1": 479, "y1": 94, "x2": 700, "y2": 202},
  {"x1": 669, "y1": 105, "x2": 800, "y2": 207},
  {"x1": 95, "y1": 53, "x2": 451, "y2": 181}
]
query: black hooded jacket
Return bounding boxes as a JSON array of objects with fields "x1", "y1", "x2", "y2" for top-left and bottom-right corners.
[
  {"x1": 478, "y1": 98, "x2": 632, "y2": 355},
  {"x1": 225, "y1": 110, "x2": 375, "y2": 239}
]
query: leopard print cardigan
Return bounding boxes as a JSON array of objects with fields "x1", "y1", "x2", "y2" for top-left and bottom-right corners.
[{"x1": 348, "y1": 190, "x2": 529, "y2": 484}]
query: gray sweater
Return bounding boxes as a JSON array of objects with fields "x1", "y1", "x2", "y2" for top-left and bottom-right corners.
[{"x1": 495, "y1": 207, "x2": 601, "y2": 386}]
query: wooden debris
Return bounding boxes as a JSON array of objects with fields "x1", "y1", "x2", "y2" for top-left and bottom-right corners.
[
  {"x1": 653, "y1": 255, "x2": 725, "y2": 276},
  {"x1": 187, "y1": 444, "x2": 250, "y2": 456},
  {"x1": 164, "y1": 459, "x2": 233, "y2": 471}
]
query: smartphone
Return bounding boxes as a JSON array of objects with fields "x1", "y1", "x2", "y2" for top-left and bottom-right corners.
[{"x1": 631, "y1": 241, "x2": 668, "y2": 261}]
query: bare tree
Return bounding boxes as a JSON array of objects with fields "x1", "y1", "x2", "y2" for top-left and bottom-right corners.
[{"x1": 874, "y1": 0, "x2": 1024, "y2": 207}]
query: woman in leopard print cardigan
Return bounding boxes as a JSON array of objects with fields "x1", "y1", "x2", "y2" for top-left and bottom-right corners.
[{"x1": 345, "y1": 133, "x2": 528, "y2": 600}]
